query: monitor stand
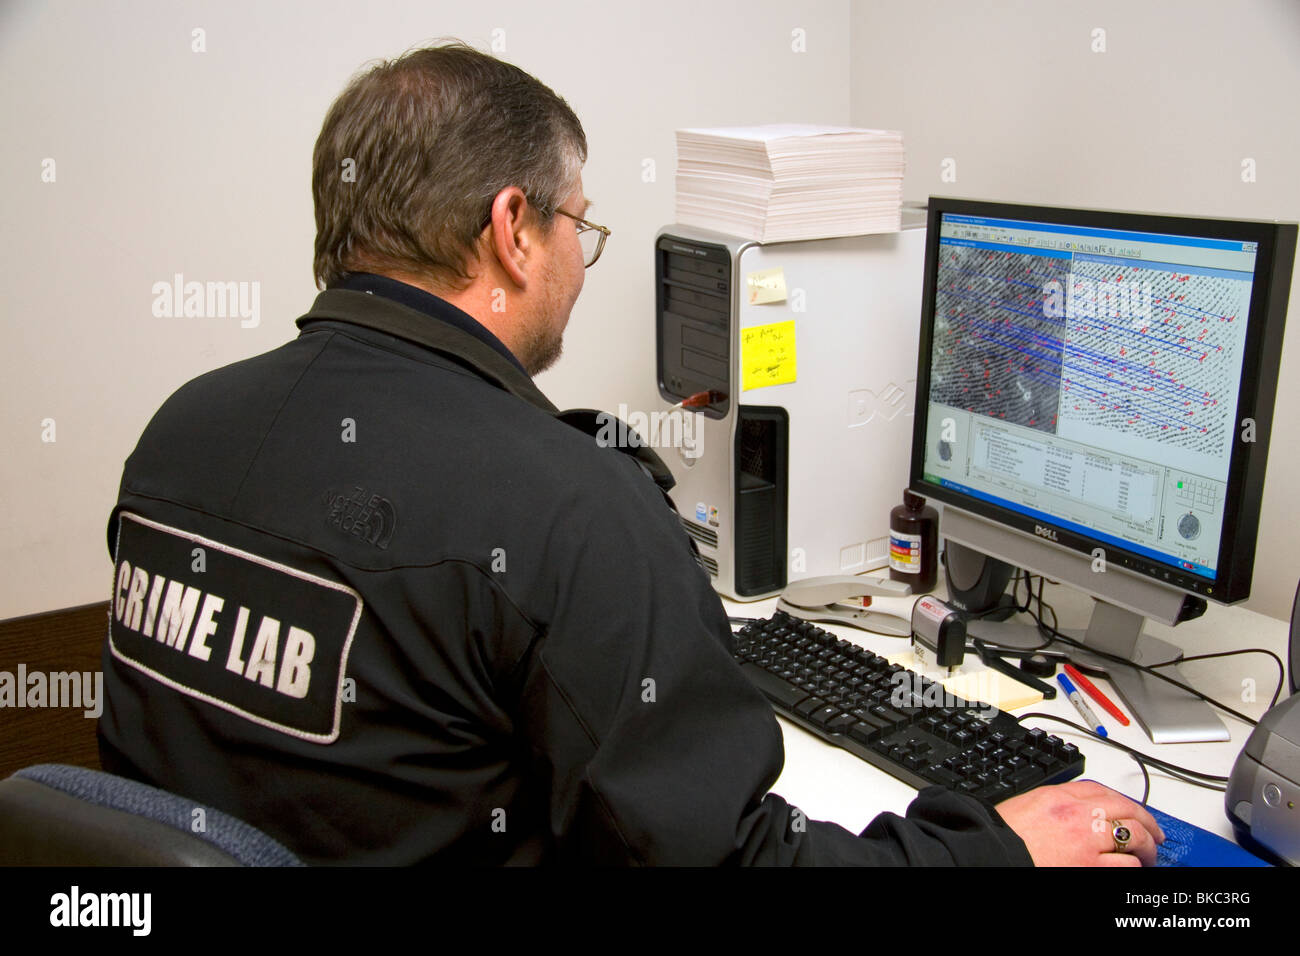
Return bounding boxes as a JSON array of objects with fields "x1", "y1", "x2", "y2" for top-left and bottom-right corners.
[
  {"x1": 1067, "y1": 601, "x2": 1229, "y2": 744},
  {"x1": 969, "y1": 599, "x2": 1228, "y2": 743},
  {"x1": 941, "y1": 530, "x2": 1230, "y2": 743}
]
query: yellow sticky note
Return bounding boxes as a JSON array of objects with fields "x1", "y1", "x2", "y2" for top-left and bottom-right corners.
[
  {"x1": 741, "y1": 320, "x2": 797, "y2": 391},
  {"x1": 746, "y1": 267, "x2": 788, "y2": 305}
]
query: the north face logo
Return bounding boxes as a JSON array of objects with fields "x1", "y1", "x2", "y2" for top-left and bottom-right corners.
[{"x1": 324, "y1": 486, "x2": 396, "y2": 549}]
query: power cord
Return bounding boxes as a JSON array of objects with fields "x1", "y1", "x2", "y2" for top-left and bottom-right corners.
[
  {"x1": 732, "y1": 596, "x2": 1257, "y2": 810},
  {"x1": 990, "y1": 573, "x2": 1283, "y2": 726},
  {"x1": 1015, "y1": 711, "x2": 1229, "y2": 806}
]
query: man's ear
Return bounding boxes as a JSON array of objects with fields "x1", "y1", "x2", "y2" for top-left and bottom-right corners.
[{"x1": 487, "y1": 186, "x2": 532, "y2": 290}]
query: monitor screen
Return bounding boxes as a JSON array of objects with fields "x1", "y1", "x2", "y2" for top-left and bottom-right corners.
[{"x1": 913, "y1": 198, "x2": 1294, "y2": 603}]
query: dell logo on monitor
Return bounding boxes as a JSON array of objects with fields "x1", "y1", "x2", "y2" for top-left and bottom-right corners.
[{"x1": 1034, "y1": 525, "x2": 1059, "y2": 542}]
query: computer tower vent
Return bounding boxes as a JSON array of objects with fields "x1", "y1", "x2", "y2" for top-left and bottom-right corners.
[
  {"x1": 738, "y1": 418, "x2": 771, "y2": 477},
  {"x1": 733, "y1": 406, "x2": 788, "y2": 596},
  {"x1": 679, "y1": 517, "x2": 718, "y2": 549}
]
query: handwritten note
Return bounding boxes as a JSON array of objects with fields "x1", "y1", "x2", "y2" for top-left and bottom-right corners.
[
  {"x1": 745, "y1": 266, "x2": 788, "y2": 305},
  {"x1": 741, "y1": 320, "x2": 797, "y2": 391}
]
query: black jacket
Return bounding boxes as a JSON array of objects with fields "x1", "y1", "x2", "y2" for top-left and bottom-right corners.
[{"x1": 99, "y1": 284, "x2": 1033, "y2": 866}]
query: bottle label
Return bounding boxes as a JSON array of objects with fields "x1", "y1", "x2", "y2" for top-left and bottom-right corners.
[{"x1": 889, "y1": 530, "x2": 922, "y2": 574}]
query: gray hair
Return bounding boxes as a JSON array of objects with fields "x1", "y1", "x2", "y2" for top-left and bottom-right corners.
[{"x1": 312, "y1": 41, "x2": 587, "y2": 289}]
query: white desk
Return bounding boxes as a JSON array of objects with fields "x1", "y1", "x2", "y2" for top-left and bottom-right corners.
[{"x1": 724, "y1": 587, "x2": 1290, "y2": 844}]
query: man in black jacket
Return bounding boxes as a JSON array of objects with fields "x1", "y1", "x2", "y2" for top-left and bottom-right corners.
[{"x1": 99, "y1": 42, "x2": 1162, "y2": 866}]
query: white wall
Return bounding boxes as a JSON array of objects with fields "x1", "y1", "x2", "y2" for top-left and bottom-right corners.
[
  {"x1": 0, "y1": 0, "x2": 850, "y2": 619},
  {"x1": 3, "y1": 0, "x2": 1296, "y2": 623},
  {"x1": 851, "y1": 0, "x2": 1300, "y2": 621}
]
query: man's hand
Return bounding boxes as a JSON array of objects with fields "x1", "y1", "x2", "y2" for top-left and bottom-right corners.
[{"x1": 996, "y1": 780, "x2": 1166, "y2": 866}]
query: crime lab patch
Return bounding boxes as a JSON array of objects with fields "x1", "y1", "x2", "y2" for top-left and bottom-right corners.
[{"x1": 109, "y1": 512, "x2": 361, "y2": 743}]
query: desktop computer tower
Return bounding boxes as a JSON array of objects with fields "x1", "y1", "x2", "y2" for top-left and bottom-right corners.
[{"x1": 655, "y1": 212, "x2": 927, "y2": 600}]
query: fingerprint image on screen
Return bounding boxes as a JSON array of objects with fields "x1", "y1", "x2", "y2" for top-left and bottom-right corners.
[{"x1": 929, "y1": 245, "x2": 1066, "y2": 436}]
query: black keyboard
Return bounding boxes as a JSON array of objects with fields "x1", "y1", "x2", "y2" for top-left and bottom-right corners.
[{"x1": 732, "y1": 611, "x2": 1084, "y2": 801}]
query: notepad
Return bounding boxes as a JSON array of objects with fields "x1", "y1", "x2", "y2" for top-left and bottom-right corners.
[{"x1": 886, "y1": 649, "x2": 1045, "y2": 712}]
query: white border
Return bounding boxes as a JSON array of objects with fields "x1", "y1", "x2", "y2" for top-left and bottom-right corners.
[{"x1": 110, "y1": 511, "x2": 363, "y2": 744}]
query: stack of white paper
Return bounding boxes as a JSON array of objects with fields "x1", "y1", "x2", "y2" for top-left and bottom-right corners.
[{"x1": 674, "y1": 124, "x2": 905, "y2": 242}]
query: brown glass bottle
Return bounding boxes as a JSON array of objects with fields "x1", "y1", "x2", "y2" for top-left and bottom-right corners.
[{"x1": 889, "y1": 489, "x2": 939, "y2": 594}]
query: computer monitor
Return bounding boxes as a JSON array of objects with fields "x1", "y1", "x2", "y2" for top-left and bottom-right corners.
[{"x1": 910, "y1": 196, "x2": 1296, "y2": 743}]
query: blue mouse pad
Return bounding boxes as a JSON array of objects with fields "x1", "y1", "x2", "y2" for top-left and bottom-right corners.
[{"x1": 1147, "y1": 806, "x2": 1270, "y2": 867}]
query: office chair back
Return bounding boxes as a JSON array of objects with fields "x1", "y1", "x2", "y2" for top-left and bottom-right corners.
[{"x1": 0, "y1": 764, "x2": 303, "y2": 866}]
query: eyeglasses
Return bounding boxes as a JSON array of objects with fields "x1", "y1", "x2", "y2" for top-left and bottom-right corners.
[
  {"x1": 555, "y1": 208, "x2": 610, "y2": 268},
  {"x1": 477, "y1": 202, "x2": 610, "y2": 268}
]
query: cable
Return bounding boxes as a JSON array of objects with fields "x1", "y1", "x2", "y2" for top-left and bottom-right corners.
[
  {"x1": 1166, "y1": 648, "x2": 1286, "y2": 710},
  {"x1": 959, "y1": 571, "x2": 1056, "y2": 652},
  {"x1": 1158, "y1": 765, "x2": 1227, "y2": 793},
  {"x1": 1136, "y1": 752, "x2": 1152, "y2": 805},
  {"x1": 1001, "y1": 574, "x2": 1281, "y2": 728},
  {"x1": 1035, "y1": 576, "x2": 1059, "y2": 637},
  {"x1": 1036, "y1": 620, "x2": 1269, "y2": 728},
  {"x1": 1017, "y1": 711, "x2": 1230, "y2": 784},
  {"x1": 1015, "y1": 711, "x2": 1228, "y2": 805},
  {"x1": 737, "y1": 579, "x2": 1278, "y2": 777},
  {"x1": 950, "y1": 567, "x2": 1036, "y2": 624},
  {"x1": 1012, "y1": 568, "x2": 1031, "y2": 613}
]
